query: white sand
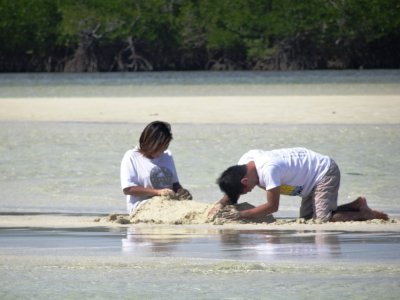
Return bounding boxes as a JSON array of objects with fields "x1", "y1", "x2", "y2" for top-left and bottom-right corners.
[
  {"x1": 128, "y1": 197, "x2": 212, "y2": 224},
  {"x1": 1, "y1": 196, "x2": 399, "y2": 231},
  {"x1": 0, "y1": 95, "x2": 399, "y2": 124},
  {"x1": 98, "y1": 197, "x2": 400, "y2": 231},
  {"x1": 0, "y1": 213, "x2": 398, "y2": 231}
]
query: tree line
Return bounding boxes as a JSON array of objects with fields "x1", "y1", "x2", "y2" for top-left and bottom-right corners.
[{"x1": 0, "y1": 0, "x2": 399, "y2": 72}]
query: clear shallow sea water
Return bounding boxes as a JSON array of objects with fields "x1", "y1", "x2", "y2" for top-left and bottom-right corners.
[
  {"x1": 0, "y1": 122, "x2": 399, "y2": 217},
  {"x1": 1, "y1": 69, "x2": 400, "y2": 97},
  {"x1": 1, "y1": 70, "x2": 400, "y2": 299}
]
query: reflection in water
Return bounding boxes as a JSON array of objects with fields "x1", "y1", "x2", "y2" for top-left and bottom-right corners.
[
  {"x1": 212, "y1": 230, "x2": 341, "y2": 260},
  {"x1": 122, "y1": 227, "x2": 221, "y2": 256},
  {"x1": 122, "y1": 227, "x2": 343, "y2": 261},
  {"x1": 0, "y1": 226, "x2": 398, "y2": 263}
]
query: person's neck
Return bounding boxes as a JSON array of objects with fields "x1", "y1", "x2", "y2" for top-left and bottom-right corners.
[{"x1": 247, "y1": 161, "x2": 259, "y2": 183}]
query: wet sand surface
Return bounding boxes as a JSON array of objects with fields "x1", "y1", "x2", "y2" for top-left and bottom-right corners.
[
  {"x1": 1, "y1": 225, "x2": 399, "y2": 299},
  {"x1": 1, "y1": 225, "x2": 399, "y2": 263}
]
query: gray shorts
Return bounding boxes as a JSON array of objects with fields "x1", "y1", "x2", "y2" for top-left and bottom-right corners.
[{"x1": 300, "y1": 159, "x2": 340, "y2": 222}]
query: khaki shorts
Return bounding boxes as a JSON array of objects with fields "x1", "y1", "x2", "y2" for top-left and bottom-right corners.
[{"x1": 300, "y1": 159, "x2": 340, "y2": 222}]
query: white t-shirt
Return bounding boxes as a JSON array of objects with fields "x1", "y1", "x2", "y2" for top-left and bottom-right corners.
[
  {"x1": 238, "y1": 147, "x2": 330, "y2": 198},
  {"x1": 120, "y1": 148, "x2": 179, "y2": 213}
]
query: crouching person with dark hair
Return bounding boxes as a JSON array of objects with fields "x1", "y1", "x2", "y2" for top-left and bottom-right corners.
[{"x1": 210, "y1": 147, "x2": 388, "y2": 223}]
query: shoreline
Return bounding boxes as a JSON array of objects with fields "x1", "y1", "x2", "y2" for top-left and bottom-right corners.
[
  {"x1": 1, "y1": 95, "x2": 399, "y2": 124},
  {"x1": 1, "y1": 213, "x2": 399, "y2": 232}
]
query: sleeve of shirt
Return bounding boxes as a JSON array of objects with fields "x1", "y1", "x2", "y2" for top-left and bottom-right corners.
[
  {"x1": 120, "y1": 151, "x2": 139, "y2": 190},
  {"x1": 262, "y1": 164, "x2": 282, "y2": 191},
  {"x1": 238, "y1": 153, "x2": 249, "y2": 165}
]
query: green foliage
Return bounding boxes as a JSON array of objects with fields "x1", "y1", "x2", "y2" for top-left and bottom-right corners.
[
  {"x1": 57, "y1": 0, "x2": 182, "y2": 45},
  {"x1": 0, "y1": 0, "x2": 398, "y2": 69},
  {"x1": 0, "y1": 0, "x2": 61, "y2": 56},
  {"x1": 56, "y1": 0, "x2": 138, "y2": 45},
  {"x1": 335, "y1": 0, "x2": 400, "y2": 42}
]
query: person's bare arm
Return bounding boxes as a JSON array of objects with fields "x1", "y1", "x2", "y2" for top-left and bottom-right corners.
[
  {"x1": 123, "y1": 186, "x2": 174, "y2": 197},
  {"x1": 219, "y1": 194, "x2": 234, "y2": 205},
  {"x1": 238, "y1": 186, "x2": 280, "y2": 219}
]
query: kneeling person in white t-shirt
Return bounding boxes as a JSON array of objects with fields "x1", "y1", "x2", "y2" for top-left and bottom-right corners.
[
  {"x1": 212, "y1": 147, "x2": 388, "y2": 223},
  {"x1": 120, "y1": 121, "x2": 192, "y2": 214}
]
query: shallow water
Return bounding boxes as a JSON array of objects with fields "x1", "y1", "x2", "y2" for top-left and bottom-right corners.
[
  {"x1": 0, "y1": 122, "x2": 399, "y2": 217},
  {"x1": 1, "y1": 69, "x2": 400, "y2": 97},
  {"x1": 0, "y1": 226, "x2": 399, "y2": 299}
]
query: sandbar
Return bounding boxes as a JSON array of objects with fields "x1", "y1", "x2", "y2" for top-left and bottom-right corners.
[
  {"x1": 0, "y1": 95, "x2": 399, "y2": 124},
  {"x1": 0, "y1": 214, "x2": 399, "y2": 232},
  {"x1": 1, "y1": 196, "x2": 399, "y2": 233}
]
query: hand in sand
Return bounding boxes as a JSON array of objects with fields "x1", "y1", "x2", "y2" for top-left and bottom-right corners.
[
  {"x1": 175, "y1": 188, "x2": 193, "y2": 200},
  {"x1": 207, "y1": 203, "x2": 241, "y2": 221},
  {"x1": 219, "y1": 206, "x2": 241, "y2": 220},
  {"x1": 207, "y1": 203, "x2": 224, "y2": 220},
  {"x1": 159, "y1": 189, "x2": 175, "y2": 198}
]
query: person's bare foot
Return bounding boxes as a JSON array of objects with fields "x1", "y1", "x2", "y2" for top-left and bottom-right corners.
[
  {"x1": 356, "y1": 196, "x2": 369, "y2": 210},
  {"x1": 331, "y1": 196, "x2": 389, "y2": 222},
  {"x1": 357, "y1": 197, "x2": 389, "y2": 220},
  {"x1": 371, "y1": 210, "x2": 389, "y2": 220}
]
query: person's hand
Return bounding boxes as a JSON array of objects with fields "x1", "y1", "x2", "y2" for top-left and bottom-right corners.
[
  {"x1": 176, "y1": 188, "x2": 192, "y2": 200},
  {"x1": 207, "y1": 202, "x2": 224, "y2": 220},
  {"x1": 158, "y1": 188, "x2": 175, "y2": 198},
  {"x1": 219, "y1": 206, "x2": 241, "y2": 220},
  {"x1": 207, "y1": 203, "x2": 241, "y2": 221}
]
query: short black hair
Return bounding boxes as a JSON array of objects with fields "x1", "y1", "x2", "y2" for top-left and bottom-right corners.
[{"x1": 216, "y1": 165, "x2": 247, "y2": 204}]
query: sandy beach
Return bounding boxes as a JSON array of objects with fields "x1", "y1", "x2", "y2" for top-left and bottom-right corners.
[{"x1": 1, "y1": 95, "x2": 399, "y2": 124}]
